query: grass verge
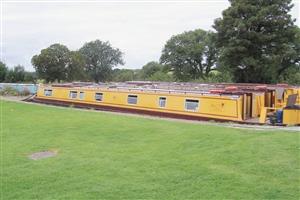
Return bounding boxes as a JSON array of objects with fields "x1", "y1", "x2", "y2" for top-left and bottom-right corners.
[{"x1": 1, "y1": 100, "x2": 299, "y2": 199}]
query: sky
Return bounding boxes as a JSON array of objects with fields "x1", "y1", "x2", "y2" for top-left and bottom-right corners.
[{"x1": 1, "y1": 0, "x2": 300, "y2": 71}]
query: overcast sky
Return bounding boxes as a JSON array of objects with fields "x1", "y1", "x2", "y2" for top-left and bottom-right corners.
[{"x1": 2, "y1": 0, "x2": 299, "y2": 71}]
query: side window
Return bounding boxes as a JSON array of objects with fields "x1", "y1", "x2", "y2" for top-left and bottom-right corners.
[
  {"x1": 159, "y1": 97, "x2": 166, "y2": 108},
  {"x1": 185, "y1": 99, "x2": 199, "y2": 111},
  {"x1": 69, "y1": 91, "x2": 77, "y2": 99},
  {"x1": 79, "y1": 92, "x2": 84, "y2": 100},
  {"x1": 128, "y1": 95, "x2": 138, "y2": 105},
  {"x1": 44, "y1": 89, "x2": 52, "y2": 96},
  {"x1": 95, "y1": 93, "x2": 103, "y2": 101}
]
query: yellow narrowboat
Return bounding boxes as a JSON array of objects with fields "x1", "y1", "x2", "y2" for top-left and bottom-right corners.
[{"x1": 33, "y1": 82, "x2": 300, "y2": 125}]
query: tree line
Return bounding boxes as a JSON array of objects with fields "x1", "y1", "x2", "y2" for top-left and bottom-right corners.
[
  {"x1": 1, "y1": 0, "x2": 299, "y2": 84},
  {"x1": 0, "y1": 62, "x2": 36, "y2": 83}
]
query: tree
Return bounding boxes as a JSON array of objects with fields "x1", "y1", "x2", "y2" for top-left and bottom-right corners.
[
  {"x1": 213, "y1": 0, "x2": 299, "y2": 83},
  {"x1": 112, "y1": 69, "x2": 135, "y2": 82},
  {"x1": 137, "y1": 61, "x2": 174, "y2": 81},
  {"x1": 0, "y1": 61, "x2": 7, "y2": 82},
  {"x1": 79, "y1": 40, "x2": 124, "y2": 82},
  {"x1": 24, "y1": 72, "x2": 37, "y2": 83},
  {"x1": 160, "y1": 29, "x2": 218, "y2": 81},
  {"x1": 32, "y1": 44, "x2": 70, "y2": 82},
  {"x1": 279, "y1": 67, "x2": 300, "y2": 85},
  {"x1": 5, "y1": 69, "x2": 14, "y2": 82},
  {"x1": 4, "y1": 65, "x2": 25, "y2": 83},
  {"x1": 279, "y1": 27, "x2": 300, "y2": 85},
  {"x1": 13, "y1": 65, "x2": 25, "y2": 82},
  {"x1": 148, "y1": 71, "x2": 174, "y2": 82},
  {"x1": 66, "y1": 51, "x2": 86, "y2": 81},
  {"x1": 140, "y1": 61, "x2": 164, "y2": 80}
]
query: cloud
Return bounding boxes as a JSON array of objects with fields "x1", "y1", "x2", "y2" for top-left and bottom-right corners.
[{"x1": 2, "y1": 1, "x2": 299, "y2": 71}]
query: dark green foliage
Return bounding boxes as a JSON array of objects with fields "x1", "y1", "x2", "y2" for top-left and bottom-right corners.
[
  {"x1": 147, "y1": 71, "x2": 174, "y2": 82},
  {"x1": 214, "y1": 0, "x2": 299, "y2": 83},
  {"x1": 24, "y1": 72, "x2": 37, "y2": 83},
  {"x1": 279, "y1": 66, "x2": 300, "y2": 85},
  {"x1": 112, "y1": 69, "x2": 135, "y2": 82},
  {"x1": 140, "y1": 61, "x2": 164, "y2": 79},
  {"x1": 66, "y1": 51, "x2": 86, "y2": 81},
  {"x1": 32, "y1": 44, "x2": 71, "y2": 83},
  {"x1": 0, "y1": 61, "x2": 7, "y2": 82},
  {"x1": 210, "y1": 70, "x2": 233, "y2": 83},
  {"x1": 32, "y1": 44, "x2": 86, "y2": 83},
  {"x1": 12, "y1": 65, "x2": 25, "y2": 82},
  {"x1": 132, "y1": 61, "x2": 174, "y2": 81},
  {"x1": 79, "y1": 40, "x2": 124, "y2": 82},
  {"x1": 4, "y1": 65, "x2": 25, "y2": 83},
  {"x1": 4, "y1": 69, "x2": 14, "y2": 82},
  {"x1": 280, "y1": 27, "x2": 300, "y2": 85},
  {"x1": 160, "y1": 29, "x2": 218, "y2": 81},
  {"x1": 192, "y1": 70, "x2": 233, "y2": 83},
  {"x1": 31, "y1": 41, "x2": 124, "y2": 83},
  {"x1": 0, "y1": 61, "x2": 36, "y2": 83}
]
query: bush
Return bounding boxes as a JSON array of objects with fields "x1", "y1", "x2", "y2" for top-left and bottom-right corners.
[
  {"x1": 279, "y1": 68, "x2": 300, "y2": 85},
  {"x1": 191, "y1": 70, "x2": 233, "y2": 83},
  {"x1": 147, "y1": 71, "x2": 174, "y2": 82},
  {"x1": 0, "y1": 86, "x2": 31, "y2": 96},
  {"x1": 0, "y1": 86, "x2": 19, "y2": 96},
  {"x1": 209, "y1": 70, "x2": 233, "y2": 83}
]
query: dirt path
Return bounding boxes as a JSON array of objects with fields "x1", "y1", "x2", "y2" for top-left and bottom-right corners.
[{"x1": 1, "y1": 95, "x2": 299, "y2": 132}]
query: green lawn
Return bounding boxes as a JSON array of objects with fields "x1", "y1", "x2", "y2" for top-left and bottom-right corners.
[{"x1": 1, "y1": 100, "x2": 300, "y2": 199}]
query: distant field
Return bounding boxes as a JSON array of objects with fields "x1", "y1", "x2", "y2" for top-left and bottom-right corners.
[{"x1": 1, "y1": 100, "x2": 299, "y2": 199}]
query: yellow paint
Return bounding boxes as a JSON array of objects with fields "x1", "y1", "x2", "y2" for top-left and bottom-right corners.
[
  {"x1": 275, "y1": 88, "x2": 300, "y2": 108},
  {"x1": 264, "y1": 92, "x2": 272, "y2": 107},
  {"x1": 253, "y1": 93, "x2": 265, "y2": 117},
  {"x1": 259, "y1": 107, "x2": 279, "y2": 124},
  {"x1": 37, "y1": 85, "x2": 244, "y2": 121},
  {"x1": 36, "y1": 85, "x2": 300, "y2": 124},
  {"x1": 259, "y1": 107, "x2": 267, "y2": 124},
  {"x1": 283, "y1": 109, "x2": 300, "y2": 125}
]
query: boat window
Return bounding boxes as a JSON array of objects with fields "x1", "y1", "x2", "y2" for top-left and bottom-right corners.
[
  {"x1": 95, "y1": 93, "x2": 103, "y2": 101},
  {"x1": 44, "y1": 89, "x2": 52, "y2": 96},
  {"x1": 79, "y1": 92, "x2": 84, "y2": 100},
  {"x1": 69, "y1": 91, "x2": 77, "y2": 99},
  {"x1": 159, "y1": 97, "x2": 166, "y2": 108},
  {"x1": 128, "y1": 95, "x2": 138, "y2": 104},
  {"x1": 185, "y1": 99, "x2": 199, "y2": 111}
]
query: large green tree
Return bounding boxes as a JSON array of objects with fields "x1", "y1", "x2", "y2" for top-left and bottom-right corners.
[
  {"x1": 4, "y1": 65, "x2": 25, "y2": 83},
  {"x1": 279, "y1": 27, "x2": 300, "y2": 85},
  {"x1": 140, "y1": 61, "x2": 165, "y2": 80},
  {"x1": 0, "y1": 61, "x2": 7, "y2": 82},
  {"x1": 214, "y1": 0, "x2": 299, "y2": 83},
  {"x1": 24, "y1": 72, "x2": 37, "y2": 83},
  {"x1": 138, "y1": 61, "x2": 173, "y2": 81},
  {"x1": 160, "y1": 29, "x2": 218, "y2": 81},
  {"x1": 112, "y1": 69, "x2": 135, "y2": 82},
  {"x1": 12, "y1": 65, "x2": 25, "y2": 82},
  {"x1": 4, "y1": 70, "x2": 15, "y2": 83},
  {"x1": 79, "y1": 40, "x2": 124, "y2": 82},
  {"x1": 32, "y1": 44, "x2": 70, "y2": 82},
  {"x1": 32, "y1": 44, "x2": 86, "y2": 82},
  {"x1": 66, "y1": 51, "x2": 86, "y2": 81}
]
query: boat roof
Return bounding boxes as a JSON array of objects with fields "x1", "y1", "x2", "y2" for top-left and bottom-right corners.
[{"x1": 43, "y1": 81, "x2": 299, "y2": 96}]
